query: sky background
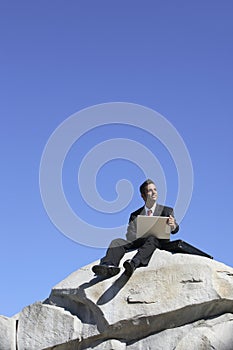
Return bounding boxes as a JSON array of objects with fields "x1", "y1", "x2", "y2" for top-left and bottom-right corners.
[{"x1": 1, "y1": 0, "x2": 233, "y2": 317}]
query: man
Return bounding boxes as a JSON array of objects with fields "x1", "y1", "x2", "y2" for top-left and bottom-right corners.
[{"x1": 92, "y1": 179, "x2": 179, "y2": 277}]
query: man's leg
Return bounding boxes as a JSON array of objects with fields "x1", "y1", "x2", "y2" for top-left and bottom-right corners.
[
  {"x1": 100, "y1": 238, "x2": 130, "y2": 266},
  {"x1": 123, "y1": 236, "x2": 161, "y2": 276},
  {"x1": 92, "y1": 238, "x2": 131, "y2": 277},
  {"x1": 133, "y1": 236, "x2": 161, "y2": 265}
]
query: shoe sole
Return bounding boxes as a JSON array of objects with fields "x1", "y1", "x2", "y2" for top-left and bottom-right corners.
[{"x1": 92, "y1": 265, "x2": 120, "y2": 277}]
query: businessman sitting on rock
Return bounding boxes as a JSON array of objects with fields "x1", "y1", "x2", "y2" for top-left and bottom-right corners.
[{"x1": 92, "y1": 179, "x2": 179, "y2": 277}]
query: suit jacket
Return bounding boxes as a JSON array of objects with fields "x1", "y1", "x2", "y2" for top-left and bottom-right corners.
[{"x1": 126, "y1": 203, "x2": 179, "y2": 241}]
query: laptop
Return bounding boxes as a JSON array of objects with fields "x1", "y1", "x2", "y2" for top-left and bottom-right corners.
[{"x1": 136, "y1": 215, "x2": 171, "y2": 239}]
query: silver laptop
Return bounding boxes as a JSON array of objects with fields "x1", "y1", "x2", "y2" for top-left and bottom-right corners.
[{"x1": 136, "y1": 215, "x2": 171, "y2": 239}]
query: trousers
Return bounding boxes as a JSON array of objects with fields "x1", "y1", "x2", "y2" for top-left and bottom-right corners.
[{"x1": 100, "y1": 236, "x2": 169, "y2": 267}]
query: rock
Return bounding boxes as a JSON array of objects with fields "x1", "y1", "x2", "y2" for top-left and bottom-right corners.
[
  {"x1": 0, "y1": 315, "x2": 16, "y2": 350},
  {"x1": 1, "y1": 249, "x2": 233, "y2": 349},
  {"x1": 16, "y1": 302, "x2": 82, "y2": 350},
  {"x1": 47, "y1": 249, "x2": 233, "y2": 348},
  {"x1": 43, "y1": 314, "x2": 233, "y2": 350},
  {"x1": 44, "y1": 338, "x2": 127, "y2": 350},
  {"x1": 84, "y1": 339, "x2": 126, "y2": 350},
  {"x1": 127, "y1": 313, "x2": 233, "y2": 350},
  {"x1": 174, "y1": 313, "x2": 233, "y2": 350}
]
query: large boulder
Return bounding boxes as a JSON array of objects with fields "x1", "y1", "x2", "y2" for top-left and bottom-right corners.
[
  {"x1": 1, "y1": 249, "x2": 233, "y2": 349},
  {"x1": 45, "y1": 249, "x2": 233, "y2": 349},
  {"x1": 43, "y1": 314, "x2": 233, "y2": 350}
]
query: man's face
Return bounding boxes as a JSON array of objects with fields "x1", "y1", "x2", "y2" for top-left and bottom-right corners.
[{"x1": 141, "y1": 183, "x2": 158, "y2": 204}]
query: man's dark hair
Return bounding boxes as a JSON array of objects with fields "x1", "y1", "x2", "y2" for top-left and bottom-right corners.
[{"x1": 139, "y1": 179, "x2": 155, "y2": 195}]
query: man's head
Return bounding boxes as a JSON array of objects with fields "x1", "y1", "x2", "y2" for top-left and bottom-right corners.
[{"x1": 140, "y1": 179, "x2": 158, "y2": 207}]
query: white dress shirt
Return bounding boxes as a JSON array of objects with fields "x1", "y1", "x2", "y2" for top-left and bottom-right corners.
[{"x1": 145, "y1": 203, "x2": 157, "y2": 216}]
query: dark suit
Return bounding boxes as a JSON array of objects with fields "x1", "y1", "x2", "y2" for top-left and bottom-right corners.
[
  {"x1": 126, "y1": 204, "x2": 179, "y2": 241},
  {"x1": 100, "y1": 203, "x2": 179, "y2": 268}
]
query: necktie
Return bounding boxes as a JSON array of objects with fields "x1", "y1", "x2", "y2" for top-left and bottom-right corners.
[{"x1": 147, "y1": 209, "x2": 153, "y2": 216}]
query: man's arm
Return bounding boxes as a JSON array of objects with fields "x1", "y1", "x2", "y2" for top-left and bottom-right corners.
[
  {"x1": 161, "y1": 206, "x2": 179, "y2": 234},
  {"x1": 125, "y1": 206, "x2": 144, "y2": 241},
  {"x1": 167, "y1": 208, "x2": 179, "y2": 234}
]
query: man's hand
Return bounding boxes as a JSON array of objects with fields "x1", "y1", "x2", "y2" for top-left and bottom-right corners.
[{"x1": 167, "y1": 215, "x2": 176, "y2": 231}]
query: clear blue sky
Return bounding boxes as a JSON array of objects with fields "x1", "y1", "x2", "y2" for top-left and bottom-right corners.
[{"x1": 1, "y1": 0, "x2": 233, "y2": 317}]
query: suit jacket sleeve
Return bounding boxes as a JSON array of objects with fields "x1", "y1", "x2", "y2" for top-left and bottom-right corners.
[
  {"x1": 170, "y1": 210, "x2": 179, "y2": 234},
  {"x1": 162, "y1": 206, "x2": 179, "y2": 234},
  {"x1": 125, "y1": 207, "x2": 144, "y2": 241},
  {"x1": 126, "y1": 213, "x2": 137, "y2": 241}
]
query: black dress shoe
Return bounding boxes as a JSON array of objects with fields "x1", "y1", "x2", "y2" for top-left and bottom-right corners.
[
  {"x1": 123, "y1": 260, "x2": 136, "y2": 276},
  {"x1": 92, "y1": 264, "x2": 120, "y2": 277}
]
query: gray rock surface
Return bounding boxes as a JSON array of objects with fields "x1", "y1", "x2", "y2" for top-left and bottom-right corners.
[
  {"x1": 127, "y1": 313, "x2": 233, "y2": 350},
  {"x1": 1, "y1": 249, "x2": 233, "y2": 349},
  {"x1": 0, "y1": 315, "x2": 16, "y2": 350},
  {"x1": 16, "y1": 302, "x2": 82, "y2": 350},
  {"x1": 50, "y1": 251, "x2": 233, "y2": 330},
  {"x1": 44, "y1": 313, "x2": 233, "y2": 350}
]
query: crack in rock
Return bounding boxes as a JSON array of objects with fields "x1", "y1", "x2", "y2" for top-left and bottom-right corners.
[
  {"x1": 180, "y1": 278, "x2": 203, "y2": 284},
  {"x1": 217, "y1": 270, "x2": 233, "y2": 277},
  {"x1": 126, "y1": 296, "x2": 157, "y2": 304}
]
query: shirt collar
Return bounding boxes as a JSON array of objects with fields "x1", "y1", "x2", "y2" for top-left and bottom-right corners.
[{"x1": 145, "y1": 202, "x2": 156, "y2": 215}]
